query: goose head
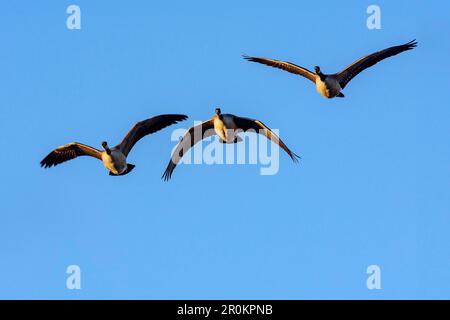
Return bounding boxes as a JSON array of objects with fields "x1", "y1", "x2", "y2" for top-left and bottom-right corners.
[
  {"x1": 215, "y1": 107, "x2": 223, "y2": 119},
  {"x1": 314, "y1": 66, "x2": 326, "y2": 81},
  {"x1": 102, "y1": 141, "x2": 111, "y2": 155}
]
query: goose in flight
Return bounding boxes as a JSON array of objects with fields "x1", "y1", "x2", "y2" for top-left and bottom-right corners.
[
  {"x1": 243, "y1": 40, "x2": 417, "y2": 98},
  {"x1": 162, "y1": 108, "x2": 299, "y2": 181},
  {"x1": 41, "y1": 114, "x2": 188, "y2": 176}
]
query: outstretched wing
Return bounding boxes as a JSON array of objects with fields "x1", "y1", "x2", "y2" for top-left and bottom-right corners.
[
  {"x1": 118, "y1": 114, "x2": 188, "y2": 156},
  {"x1": 40, "y1": 142, "x2": 102, "y2": 168},
  {"x1": 162, "y1": 119, "x2": 215, "y2": 181},
  {"x1": 232, "y1": 116, "x2": 300, "y2": 162},
  {"x1": 335, "y1": 40, "x2": 417, "y2": 89},
  {"x1": 243, "y1": 55, "x2": 316, "y2": 83}
]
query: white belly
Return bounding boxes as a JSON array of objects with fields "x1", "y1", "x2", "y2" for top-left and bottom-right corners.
[
  {"x1": 102, "y1": 150, "x2": 127, "y2": 174},
  {"x1": 214, "y1": 115, "x2": 238, "y2": 142},
  {"x1": 315, "y1": 77, "x2": 341, "y2": 98}
]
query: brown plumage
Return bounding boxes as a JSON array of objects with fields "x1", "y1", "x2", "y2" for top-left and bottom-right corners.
[
  {"x1": 335, "y1": 40, "x2": 417, "y2": 89},
  {"x1": 41, "y1": 114, "x2": 188, "y2": 175},
  {"x1": 244, "y1": 40, "x2": 417, "y2": 98},
  {"x1": 40, "y1": 142, "x2": 102, "y2": 168},
  {"x1": 118, "y1": 114, "x2": 189, "y2": 156},
  {"x1": 162, "y1": 119, "x2": 215, "y2": 181},
  {"x1": 232, "y1": 117, "x2": 300, "y2": 162},
  {"x1": 243, "y1": 56, "x2": 316, "y2": 83},
  {"x1": 162, "y1": 109, "x2": 299, "y2": 181}
]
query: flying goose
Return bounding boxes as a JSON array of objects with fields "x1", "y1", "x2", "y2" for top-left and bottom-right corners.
[
  {"x1": 243, "y1": 40, "x2": 417, "y2": 98},
  {"x1": 41, "y1": 114, "x2": 188, "y2": 176},
  {"x1": 162, "y1": 108, "x2": 299, "y2": 180}
]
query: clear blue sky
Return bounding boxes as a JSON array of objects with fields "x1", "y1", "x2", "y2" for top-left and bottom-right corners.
[{"x1": 0, "y1": 0, "x2": 449, "y2": 299}]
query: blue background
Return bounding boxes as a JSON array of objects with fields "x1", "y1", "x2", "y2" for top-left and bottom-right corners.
[{"x1": 0, "y1": 1, "x2": 449, "y2": 299}]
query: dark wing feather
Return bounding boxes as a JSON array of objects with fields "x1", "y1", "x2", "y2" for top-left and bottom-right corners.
[
  {"x1": 118, "y1": 114, "x2": 188, "y2": 156},
  {"x1": 336, "y1": 40, "x2": 417, "y2": 89},
  {"x1": 243, "y1": 55, "x2": 316, "y2": 83},
  {"x1": 162, "y1": 119, "x2": 215, "y2": 181},
  {"x1": 232, "y1": 116, "x2": 300, "y2": 162},
  {"x1": 40, "y1": 142, "x2": 102, "y2": 168}
]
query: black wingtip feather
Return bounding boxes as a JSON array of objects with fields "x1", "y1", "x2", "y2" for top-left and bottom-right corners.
[
  {"x1": 290, "y1": 152, "x2": 301, "y2": 164},
  {"x1": 242, "y1": 55, "x2": 255, "y2": 61},
  {"x1": 40, "y1": 153, "x2": 56, "y2": 168},
  {"x1": 294, "y1": 155, "x2": 301, "y2": 163},
  {"x1": 177, "y1": 114, "x2": 188, "y2": 121},
  {"x1": 161, "y1": 161, "x2": 176, "y2": 182},
  {"x1": 167, "y1": 114, "x2": 188, "y2": 124},
  {"x1": 171, "y1": 114, "x2": 189, "y2": 126},
  {"x1": 405, "y1": 39, "x2": 418, "y2": 49}
]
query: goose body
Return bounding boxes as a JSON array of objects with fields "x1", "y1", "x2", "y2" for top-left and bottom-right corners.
[
  {"x1": 244, "y1": 40, "x2": 417, "y2": 99},
  {"x1": 213, "y1": 114, "x2": 228, "y2": 141},
  {"x1": 213, "y1": 113, "x2": 240, "y2": 142},
  {"x1": 101, "y1": 148, "x2": 127, "y2": 175},
  {"x1": 162, "y1": 107, "x2": 299, "y2": 181},
  {"x1": 315, "y1": 76, "x2": 342, "y2": 98},
  {"x1": 41, "y1": 114, "x2": 188, "y2": 176}
]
